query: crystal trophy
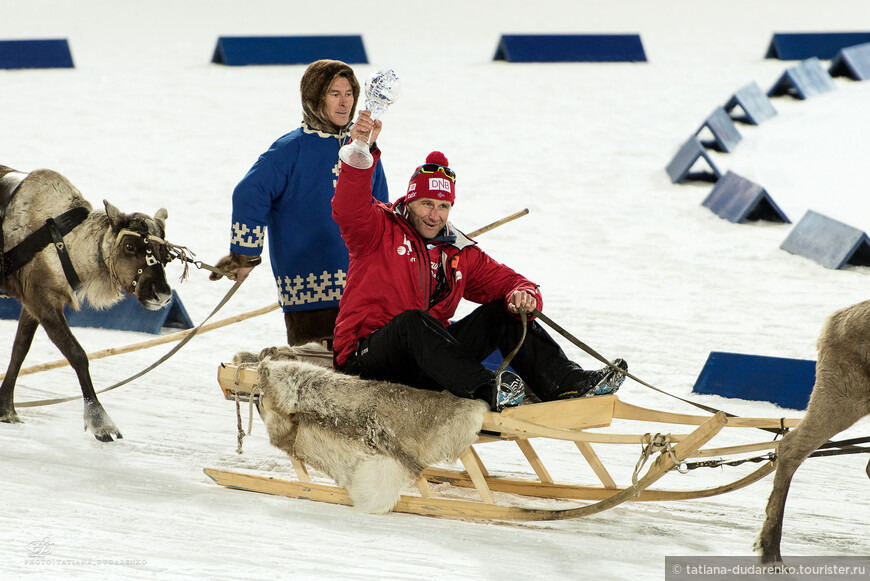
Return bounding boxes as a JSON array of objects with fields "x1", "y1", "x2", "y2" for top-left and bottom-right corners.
[{"x1": 338, "y1": 69, "x2": 400, "y2": 169}]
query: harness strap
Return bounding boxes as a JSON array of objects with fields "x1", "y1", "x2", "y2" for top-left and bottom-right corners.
[
  {"x1": 1, "y1": 207, "x2": 90, "y2": 288},
  {"x1": 46, "y1": 217, "x2": 82, "y2": 291}
]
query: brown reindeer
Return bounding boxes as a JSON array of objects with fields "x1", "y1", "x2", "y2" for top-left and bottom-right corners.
[
  {"x1": 0, "y1": 165, "x2": 174, "y2": 441},
  {"x1": 757, "y1": 300, "x2": 870, "y2": 563}
]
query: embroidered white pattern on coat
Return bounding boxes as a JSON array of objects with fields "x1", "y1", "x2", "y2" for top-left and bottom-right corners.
[
  {"x1": 231, "y1": 222, "x2": 265, "y2": 249},
  {"x1": 277, "y1": 270, "x2": 346, "y2": 306}
]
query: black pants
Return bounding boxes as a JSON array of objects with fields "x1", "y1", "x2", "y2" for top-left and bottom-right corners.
[{"x1": 340, "y1": 301, "x2": 583, "y2": 401}]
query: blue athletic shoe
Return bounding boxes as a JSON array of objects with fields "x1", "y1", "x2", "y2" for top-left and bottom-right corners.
[
  {"x1": 585, "y1": 358, "x2": 628, "y2": 397},
  {"x1": 553, "y1": 358, "x2": 628, "y2": 400},
  {"x1": 494, "y1": 370, "x2": 525, "y2": 411}
]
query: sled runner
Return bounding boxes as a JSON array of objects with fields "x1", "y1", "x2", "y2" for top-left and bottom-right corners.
[{"x1": 207, "y1": 357, "x2": 801, "y2": 521}]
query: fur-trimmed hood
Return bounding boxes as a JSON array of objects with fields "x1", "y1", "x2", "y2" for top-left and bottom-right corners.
[{"x1": 300, "y1": 59, "x2": 360, "y2": 134}]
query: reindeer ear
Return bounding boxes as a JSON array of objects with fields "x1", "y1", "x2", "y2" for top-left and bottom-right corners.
[
  {"x1": 154, "y1": 208, "x2": 168, "y2": 229},
  {"x1": 104, "y1": 200, "x2": 126, "y2": 231}
]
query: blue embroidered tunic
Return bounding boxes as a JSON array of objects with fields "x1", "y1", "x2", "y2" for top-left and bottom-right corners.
[{"x1": 229, "y1": 123, "x2": 389, "y2": 311}]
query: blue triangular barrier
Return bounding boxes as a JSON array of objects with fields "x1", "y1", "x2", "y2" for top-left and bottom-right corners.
[
  {"x1": 829, "y1": 42, "x2": 870, "y2": 81},
  {"x1": 493, "y1": 34, "x2": 647, "y2": 63},
  {"x1": 765, "y1": 32, "x2": 870, "y2": 60},
  {"x1": 0, "y1": 290, "x2": 193, "y2": 334},
  {"x1": 695, "y1": 107, "x2": 742, "y2": 153},
  {"x1": 665, "y1": 136, "x2": 722, "y2": 184},
  {"x1": 724, "y1": 82, "x2": 778, "y2": 125},
  {"x1": 701, "y1": 171, "x2": 790, "y2": 224},
  {"x1": 780, "y1": 210, "x2": 870, "y2": 269},
  {"x1": 0, "y1": 39, "x2": 74, "y2": 69},
  {"x1": 693, "y1": 351, "x2": 815, "y2": 410},
  {"x1": 768, "y1": 57, "x2": 837, "y2": 99},
  {"x1": 211, "y1": 35, "x2": 368, "y2": 66}
]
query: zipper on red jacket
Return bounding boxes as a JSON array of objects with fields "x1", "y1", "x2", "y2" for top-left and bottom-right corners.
[
  {"x1": 415, "y1": 235, "x2": 431, "y2": 308},
  {"x1": 395, "y1": 206, "x2": 438, "y2": 310},
  {"x1": 405, "y1": 225, "x2": 433, "y2": 309}
]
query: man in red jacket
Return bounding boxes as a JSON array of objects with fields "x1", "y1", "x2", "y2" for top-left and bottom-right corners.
[{"x1": 331, "y1": 112, "x2": 627, "y2": 411}]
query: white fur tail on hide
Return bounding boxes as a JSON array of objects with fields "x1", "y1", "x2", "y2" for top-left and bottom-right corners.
[
  {"x1": 350, "y1": 456, "x2": 411, "y2": 515},
  {"x1": 255, "y1": 359, "x2": 487, "y2": 515}
]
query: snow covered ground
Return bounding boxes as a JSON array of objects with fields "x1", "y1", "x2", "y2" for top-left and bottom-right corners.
[{"x1": 2, "y1": 1, "x2": 870, "y2": 579}]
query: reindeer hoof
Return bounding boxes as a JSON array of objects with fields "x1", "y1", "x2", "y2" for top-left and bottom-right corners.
[
  {"x1": 1, "y1": 412, "x2": 22, "y2": 424},
  {"x1": 83, "y1": 400, "x2": 122, "y2": 442},
  {"x1": 0, "y1": 402, "x2": 21, "y2": 423},
  {"x1": 88, "y1": 425, "x2": 123, "y2": 442},
  {"x1": 93, "y1": 430, "x2": 123, "y2": 443}
]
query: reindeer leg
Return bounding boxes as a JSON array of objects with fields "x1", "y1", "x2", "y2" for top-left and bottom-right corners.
[
  {"x1": 36, "y1": 305, "x2": 122, "y2": 442},
  {"x1": 0, "y1": 309, "x2": 40, "y2": 424},
  {"x1": 757, "y1": 397, "x2": 864, "y2": 564}
]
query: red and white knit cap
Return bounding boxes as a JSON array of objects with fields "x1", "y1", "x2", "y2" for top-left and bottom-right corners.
[{"x1": 405, "y1": 151, "x2": 456, "y2": 205}]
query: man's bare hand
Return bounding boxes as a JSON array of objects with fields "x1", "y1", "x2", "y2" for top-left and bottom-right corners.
[
  {"x1": 508, "y1": 290, "x2": 537, "y2": 315},
  {"x1": 350, "y1": 110, "x2": 382, "y2": 145}
]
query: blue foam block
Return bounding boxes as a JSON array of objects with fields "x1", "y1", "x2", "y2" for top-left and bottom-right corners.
[
  {"x1": 692, "y1": 351, "x2": 815, "y2": 410},
  {"x1": 0, "y1": 290, "x2": 193, "y2": 334},
  {"x1": 768, "y1": 57, "x2": 837, "y2": 99},
  {"x1": 0, "y1": 297, "x2": 21, "y2": 320},
  {"x1": 212, "y1": 35, "x2": 368, "y2": 66},
  {"x1": 493, "y1": 34, "x2": 647, "y2": 63},
  {"x1": 481, "y1": 350, "x2": 514, "y2": 373},
  {"x1": 695, "y1": 107, "x2": 742, "y2": 153},
  {"x1": 724, "y1": 82, "x2": 778, "y2": 125},
  {"x1": 829, "y1": 41, "x2": 870, "y2": 80},
  {"x1": 766, "y1": 32, "x2": 870, "y2": 60},
  {"x1": 665, "y1": 136, "x2": 722, "y2": 184},
  {"x1": 0, "y1": 39, "x2": 74, "y2": 69},
  {"x1": 780, "y1": 210, "x2": 870, "y2": 269},
  {"x1": 702, "y1": 171, "x2": 790, "y2": 224}
]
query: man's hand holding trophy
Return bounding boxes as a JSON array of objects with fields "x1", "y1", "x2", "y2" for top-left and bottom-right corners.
[{"x1": 339, "y1": 69, "x2": 400, "y2": 169}]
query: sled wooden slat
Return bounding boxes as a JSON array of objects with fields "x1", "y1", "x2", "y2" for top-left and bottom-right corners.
[
  {"x1": 205, "y1": 467, "x2": 545, "y2": 519},
  {"x1": 574, "y1": 441, "x2": 618, "y2": 488},
  {"x1": 482, "y1": 413, "x2": 695, "y2": 444},
  {"x1": 496, "y1": 394, "x2": 615, "y2": 430},
  {"x1": 289, "y1": 457, "x2": 311, "y2": 482},
  {"x1": 415, "y1": 476, "x2": 433, "y2": 497},
  {"x1": 468, "y1": 446, "x2": 490, "y2": 478},
  {"x1": 459, "y1": 447, "x2": 494, "y2": 503},
  {"x1": 515, "y1": 439, "x2": 554, "y2": 484},
  {"x1": 423, "y1": 460, "x2": 776, "y2": 502},
  {"x1": 613, "y1": 399, "x2": 801, "y2": 429},
  {"x1": 689, "y1": 440, "x2": 779, "y2": 457}
]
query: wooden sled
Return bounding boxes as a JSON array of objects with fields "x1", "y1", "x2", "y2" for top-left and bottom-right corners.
[{"x1": 208, "y1": 362, "x2": 801, "y2": 520}]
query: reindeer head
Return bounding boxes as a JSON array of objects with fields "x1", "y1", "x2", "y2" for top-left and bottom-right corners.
[{"x1": 104, "y1": 200, "x2": 173, "y2": 310}]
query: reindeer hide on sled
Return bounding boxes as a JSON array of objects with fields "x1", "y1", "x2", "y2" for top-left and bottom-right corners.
[{"x1": 250, "y1": 357, "x2": 488, "y2": 514}]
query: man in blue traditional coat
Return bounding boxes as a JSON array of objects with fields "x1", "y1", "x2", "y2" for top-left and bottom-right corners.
[{"x1": 212, "y1": 59, "x2": 389, "y2": 346}]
